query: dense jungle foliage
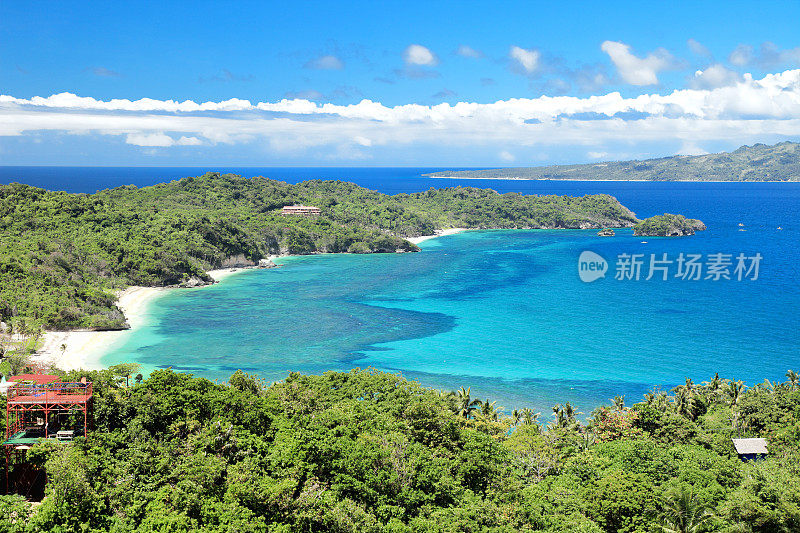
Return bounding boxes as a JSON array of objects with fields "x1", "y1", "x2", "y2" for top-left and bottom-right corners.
[
  {"x1": 0, "y1": 173, "x2": 638, "y2": 331},
  {"x1": 1, "y1": 368, "x2": 799, "y2": 532}
]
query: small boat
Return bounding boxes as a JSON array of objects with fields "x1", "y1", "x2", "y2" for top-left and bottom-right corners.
[
  {"x1": 640, "y1": 241, "x2": 648, "y2": 243},
  {"x1": 739, "y1": 229, "x2": 747, "y2": 232},
  {"x1": 738, "y1": 223, "x2": 745, "y2": 227},
  {"x1": 777, "y1": 226, "x2": 783, "y2": 230}
]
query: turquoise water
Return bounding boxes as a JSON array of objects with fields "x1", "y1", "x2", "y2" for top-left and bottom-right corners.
[{"x1": 101, "y1": 181, "x2": 800, "y2": 414}]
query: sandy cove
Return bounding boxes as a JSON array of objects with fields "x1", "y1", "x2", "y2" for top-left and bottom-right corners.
[
  {"x1": 33, "y1": 234, "x2": 463, "y2": 372},
  {"x1": 406, "y1": 228, "x2": 466, "y2": 245},
  {"x1": 33, "y1": 268, "x2": 249, "y2": 372}
]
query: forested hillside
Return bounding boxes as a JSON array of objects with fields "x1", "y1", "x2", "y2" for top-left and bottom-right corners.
[
  {"x1": 427, "y1": 141, "x2": 800, "y2": 181},
  {"x1": 0, "y1": 173, "x2": 638, "y2": 330},
  {"x1": 1, "y1": 368, "x2": 798, "y2": 532}
]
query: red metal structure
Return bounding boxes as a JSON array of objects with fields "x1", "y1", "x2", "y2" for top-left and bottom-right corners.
[{"x1": 3, "y1": 375, "x2": 93, "y2": 496}]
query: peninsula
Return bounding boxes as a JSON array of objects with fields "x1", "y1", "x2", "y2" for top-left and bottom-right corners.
[
  {"x1": 0, "y1": 174, "x2": 706, "y2": 336},
  {"x1": 426, "y1": 141, "x2": 800, "y2": 181},
  {"x1": 0, "y1": 174, "x2": 643, "y2": 332}
]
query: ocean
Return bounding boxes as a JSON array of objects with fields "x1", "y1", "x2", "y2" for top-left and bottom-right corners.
[{"x1": 3, "y1": 167, "x2": 799, "y2": 415}]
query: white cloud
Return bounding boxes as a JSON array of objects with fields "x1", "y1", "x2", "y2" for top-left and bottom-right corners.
[
  {"x1": 690, "y1": 64, "x2": 742, "y2": 89},
  {"x1": 588, "y1": 151, "x2": 608, "y2": 159},
  {"x1": 126, "y1": 133, "x2": 174, "y2": 147},
  {"x1": 3, "y1": 69, "x2": 800, "y2": 160},
  {"x1": 510, "y1": 46, "x2": 540, "y2": 74},
  {"x1": 778, "y1": 46, "x2": 800, "y2": 67},
  {"x1": 125, "y1": 132, "x2": 203, "y2": 147},
  {"x1": 676, "y1": 142, "x2": 708, "y2": 156},
  {"x1": 304, "y1": 55, "x2": 344, "y2": 70},
  {"x1": 403, "y1": 44, "x2": 438, "y2": 66},
  {"x1": 601, "y1": 40, "x2": 676, "y2": 85},
  {"x1": 177, "y1": 136, "x2": 203, "y2": 146},
  {"x1": 456, "y1": 45, "x2": 483, "y2": 59},
  {"x1": 729, "y1": 42, "x2": 800, "y2": 69},
  {"x1": 499, "y1": 150, "x2": 515, "y2": 162},
  {"x1": 687, "y1": 39, "x2": 711, "y2": 58},
  {"x1": 6, "y1": 69, "x2": 800, "y2": 124},
  {"x1": 729, "y1": 44, "x2": 754, "y2": 67},
  {"x1": 284, "y1": 89, "x2": 324, "y2": 100},
  {"x1": 0, "y1": 92, "x2": 254, "y2": 113}
]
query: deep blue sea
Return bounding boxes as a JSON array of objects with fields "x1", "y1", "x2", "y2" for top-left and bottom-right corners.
[{"x1": 3, "y1": 167, "x2": 799, "y2": 415}]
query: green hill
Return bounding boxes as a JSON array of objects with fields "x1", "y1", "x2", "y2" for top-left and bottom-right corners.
[
  {"x1": 427, "y1": 141, "x2": 800, "y2": 181},
  {"x1": 0, "y1": 174, "x2": 638, "y2": 330}
]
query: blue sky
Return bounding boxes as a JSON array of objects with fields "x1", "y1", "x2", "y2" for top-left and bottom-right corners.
[{"x1": 2, "y1": 0, "x2": 800, "y2": 166}]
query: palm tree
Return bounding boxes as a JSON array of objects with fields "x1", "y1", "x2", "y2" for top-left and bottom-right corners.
[
  {"x1": 512, "y1": 408, "x2": 540, "y2": 426},
  {"x1": 31, "y1": 324, "x2": 43, "y2": 351},
  {"x1": 522, "y1": 408, "x2": 540, "y2": 426},
  {"x1": 563, "y1": 402, "x2": 580, "y2": 423},
  {"x1": 726, "y1": 380, "x2": 746, "y2": 407},
  {"x1": 551, "y1": 403, "x2": 580, "y2": 428},
  {"x1": 552, "y1": 404, "x2": 567, "y2": 428},
  {"x1": 701, "y1": 373, "x2": 728, "y2": 399},
  {"x1": 479, "y1": 399, "x2": 502, "y2": 421},
  {"x1": 673, "y1": 388, "x2": 692, "y2": 418},
  {"x1": 786, "y1": 370, "x2": 799, "y2": 390},
  {"x1": 655, "y1": 486, "x2": 715, "y2": 533},
  {"x1": 645, "y1": 388, "x2": 668, "y2": 409},
  {"x1": 612, "y1": 395, "x2": 625, "y2": 411},
  {"x1": 702, "y1": 373, "x2": 721, "y2": 390},
  {"x1": 578, "y1": 431, "x2": 596, "y2": 452},
  {"x1": 456, "y1": 386, "x2": 481, "y2": 419},
  {"x1": 673, "y1": 377, "x2": 696, "y2": 399}
]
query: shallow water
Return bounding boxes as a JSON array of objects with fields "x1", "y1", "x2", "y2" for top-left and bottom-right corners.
[{"x1": 95, "y1": 179, "x2": 800, "y2": 415}]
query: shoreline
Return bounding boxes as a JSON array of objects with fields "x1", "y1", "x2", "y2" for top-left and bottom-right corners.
[
  {"x1": 32, "y1": 234, "x2": 465, "y2": 372},
  {"x1": 34, "y1": 286, "x2": 168, "y2": 372},
  {"x1": 424, "y1": 176, "x2": 799, "y2": 183},
  {"x1": 406, "y1": 228, "x2": 467, "y2": 244},
  {"x1": 33, "y1": 267, "x2": 253, "y2": 372}
]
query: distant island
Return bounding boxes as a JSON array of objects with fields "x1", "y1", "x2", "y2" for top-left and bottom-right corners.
[
  {"x1": 426, "y1": 141, "x2": 800, "y2": 181},
  {"x1": 0, "y1": 174, "x2": 657, "y2": 332},
  {"x1": 634, "y1": 214, "x2": 707, "y2": 237}
]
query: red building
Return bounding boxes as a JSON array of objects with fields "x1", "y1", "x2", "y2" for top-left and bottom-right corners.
[
  {"x1": 3, "y1": 374, "x2": 93, "y2": 496},
  {"x1": 280, "y1": 205, "x2": 321, "y2": 216}
]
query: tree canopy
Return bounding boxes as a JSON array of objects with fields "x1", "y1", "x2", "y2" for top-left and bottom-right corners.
[{"x1": 2, "y1": 367, "x2": 799, "y2": 532}]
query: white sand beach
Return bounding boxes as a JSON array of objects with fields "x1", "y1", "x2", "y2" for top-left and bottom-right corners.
[
  {"x1": 34, "y1": 286, "x2": 169, "y2": 371},
  {"x1": 406, "y1": 228, "x2": 467, "y2": 245},
  {"x1": 33, "y1": 267, "x2": 252, "y2": 372},
  {"x1": 206, "y1": 267, "x2": 254, "y2": 281}
]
